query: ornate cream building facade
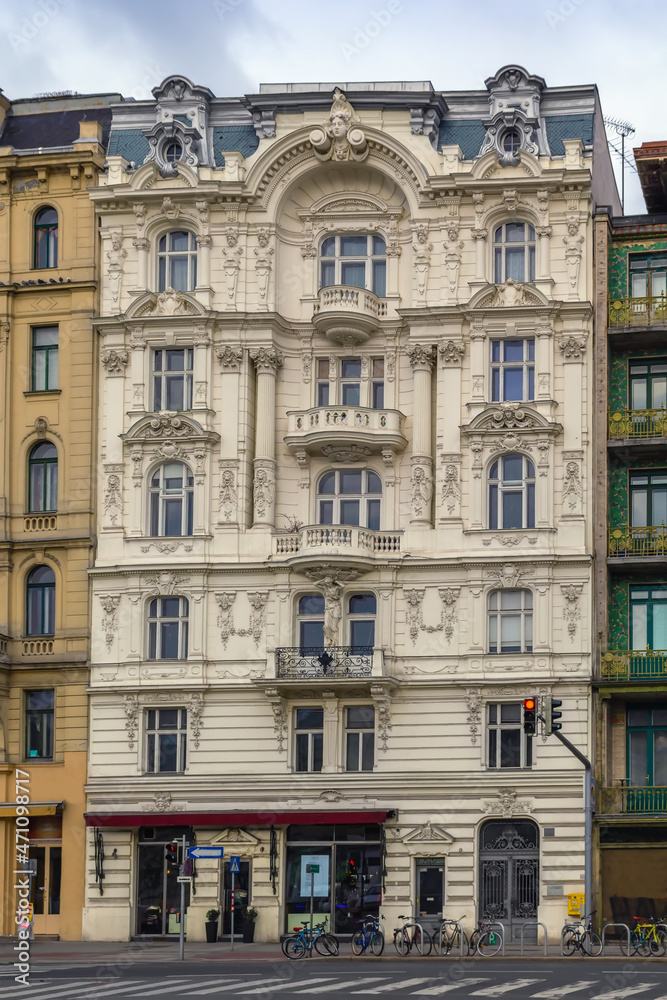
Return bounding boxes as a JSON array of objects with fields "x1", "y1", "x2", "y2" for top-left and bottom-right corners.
[{"x1": 83, "y1": 68, "x2": 620, "y2": 943}]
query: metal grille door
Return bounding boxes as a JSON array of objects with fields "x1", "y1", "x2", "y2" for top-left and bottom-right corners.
[{"x1": 479, "y1": 821, "x2": 539, "y2": 939}]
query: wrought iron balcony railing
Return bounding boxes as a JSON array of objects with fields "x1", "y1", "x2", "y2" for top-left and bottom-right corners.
[
  {"x1": 608, "y1": 406, "x2": 667, "y2": 439},
  {"x1": 608, "y1": 524, "x2": 667, "y2": 558},
  {"x1": 276, "y1": 645, "x2": 373, "y2": 679},
  {"x1": 608, "y1": 294, "x2": 667, "y2": 328},
  {"x1": 598, "y1": 785, "x2": 667, "y2": 814},
  {"x1": 600, "y1": 648, "x2": 667, "y2": 681}
]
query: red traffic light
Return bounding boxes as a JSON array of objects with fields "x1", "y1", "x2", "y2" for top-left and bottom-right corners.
[{"x1": 523, "y1": 698, "x2": 536, "y2": 710}]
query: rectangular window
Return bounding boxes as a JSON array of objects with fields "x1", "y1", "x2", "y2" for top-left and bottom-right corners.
[
  {"x1": 488, "y1": 590, "x2": 533, "y2": 653},
  {"x1": 627, "y1": 704, "x2": 667, "y2": 787},
  {"x1": 490, "y1": 339, "x2": 535, "y2": 402},
  {"x1": 630, "y1": 470, "x2": 667, "y2": 527},
  {"x1": 31, "y1": 327, "x2": 58, "y2": 391},
  {"x1": 145, "y1": 707, "x2": 187, "y2": 773},
  {"x1": 25, "y1": 689, "x2": 54, "y2": 759},
  {"x1": 340, "y1": 358, "x2": 361, "y2": 406},
  {"x1": 630, "y1": 359, "x2": 667, "y2": 411},
  {"x1": 629, "y1": 255, "x2": 667, "y2": 298},
  {"x1": 295, "y1": 707, "x2": 324, "y2": 772},
  {"x1": 631, "y1": 587, "x2": 667, "y2": 650},
  {"x1": 346, "y1": 706, "x2": 375, "y2": 771},
  {"x1": 371, "y1": 358, "x2": 384, "y2": 409},
  {"x1": 487, "y1": 703, "x2": 532, "y2": 769},
  {"x1": 317, "y1": 359, "x2": 330, "y2": 406},
  {"x1": 153, "y1": 348, "x2": 194, "y2": 411}
]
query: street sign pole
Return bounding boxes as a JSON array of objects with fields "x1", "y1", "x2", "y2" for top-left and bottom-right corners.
[
  {"x1": 231, "y1": 869, "x2": 235, "y2": 952},
  {"x1": 179, "y1": 834, "x2": 186, "y2": 961},
  {"x1": 310, "y1": 869, "x2": 314, "y2": 932}
]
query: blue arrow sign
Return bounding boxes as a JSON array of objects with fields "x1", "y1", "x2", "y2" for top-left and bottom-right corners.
[
  {"x1": 188, "y1": 846, "x2": 224, "y2": 859},
  {"x1": 230, "y1": 855, "x2": 240, "y2": 873}
]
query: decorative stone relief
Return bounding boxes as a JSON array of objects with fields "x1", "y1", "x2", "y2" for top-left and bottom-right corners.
[
  {"x1": 218, "y1": 468, "x2": 238, "y2": 522},
  {"x1": 103, "y1": 472, "x2": 123, "y2": 525},
  {"x1": 401, "y1": 823, "x2": 453, "y2": 844},
  {"x1": 560, "y1": 584, "x2": 583, "y2": 640},
  {"x1": 301, "y1": 219, "x2": 317, "y2": 259},
  {"x1": 106, "y1": 232, "x2": 126, "y2": 305},
  {"x1": 144, "y1": 414, "x2": 192, "y2": 438},
  {"x1": 403, "y1": 587, "x2": 460, "y2": 645},
  {"x1": 124, "y1": 694, "x2": 139, "y2": 749},
  {"x1": 466, "y1": 689, "x2": 483, "y2": 745},
  {"x1": 254, "y1": 228, "x2": 274, "y2": 302},
  {"x1": 443, "y1": 224, "x2": 464, "y2": 299},
  {"x1": 252, "y1": 466, "x2": 275, "y2": 520},
  {"x1": 217, "y1": 345, "x2": 243, "y2": 370},
  {"x1": 412, "y1": 224, "x2": 432, "y2": 298},
  {"x1": 143, "y1": 572, "x2": 190, "y2": 595},
  {"x1": 309, "y1": 88, "x2": 368, "y2": 162},
  {"x1": 250, "y1": 347, "x2": 284, "y2": 375},
  {"x1": 140, "y1": 541, "x2": 193, "y2": 555},
  {"x1": 441, "y1": 461, "x2": 461, "y2": 516},
  {"x1": 371, "y1": 684, "x2": 392, "y2": 752},
  {"x1": 482, "y1": 402, "x2": 537, "y2": 430},
  {"x1": 215, "y1": 591, "x2": 269, "y2": 650},
  {"x1": 99, "y1": 595, "x2": 121, "y2": 651},
  {"x1": 216, "y1": 592, "x2": 237, "y2": 649},
  {"x1": 482, "y1": 788, "x2": 533, "y2": 819},
  {"x1": 404, "y1": 588, "x2": 425, "y2": 644},
  {"x1": 406, "y1": 344, "x2": 436, "y2": 372},
  {"x1": 101, "y1": 349, "x2": 129, "y2": 375},
  {"x1": 439, "y1": 340, "x2": 465, "y2": 367},
  {"x1": 558, "y1": 335, "x2": 587, "y2": 361},
  {"x1": 223, "y1": 246, "x2": 243, "y2": 306},
  {"x1": 190, "y1": 693, "x2": 203, "y2": 749},
  {"x1": 148, "y1": 791, "x2": 185, "y2": 813},
  {"x1": 268, "y1": 691, "x2": 288, "y2": 754},
  {"x1": 486, "y1": 563, "x2": 533, "y2": 589},
  {"x1": 410, "y1": 464, "x2": 433, "y2": 520},
  {"x1": 479, "y1": 280, "x2": 543, "y2": 308},
  {"x1": 135, "y1": 288, "x2": 200, "y2": 317},
  {"x1": 563, "y1": 219, "x2": 585, "y2": 296},
  {"x1": 563, "y1": 460, "x2": 583, "y2": 514},
  {"x1": 322, "y1": 444, "x2": 371, "y2": 464}
]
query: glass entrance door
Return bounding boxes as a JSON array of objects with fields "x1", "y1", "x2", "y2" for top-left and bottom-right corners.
[
  {"x1": 221, "y1": 860, "x2": 251, "y2": 936},
  {"x1": 136, "y1": 830, "x2": 191, "y2": 936},
  {"x1": 28, "y1": 844, "x2": 61, "y2": 935}
]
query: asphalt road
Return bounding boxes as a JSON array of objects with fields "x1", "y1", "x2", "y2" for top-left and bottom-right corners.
[{"x1": 1, "y1": 959, "x2": 666, "y2": 998}]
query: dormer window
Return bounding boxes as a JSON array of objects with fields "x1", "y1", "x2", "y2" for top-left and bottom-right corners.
[
  {"x1": 502, "y1": 130, "x2": 521, "y2": 155},
  {"x1": 164, "y1": 142, "x2": 182, "y2": 163},
  {"x1": 320, "y1": 234, "x2": 386, "y2": 296}
]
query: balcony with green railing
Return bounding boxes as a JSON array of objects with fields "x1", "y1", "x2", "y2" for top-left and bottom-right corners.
[
  {"x1": 600, "y1": 648, "x2": 667, "y2": 682},
  {"x1": 608, "y1": 406, "x2": 667, "y2": 440},
  {"x1": 598, "y1": 785, "x2": 667, "y2": 814},
  {"x1": 609, "y1": 295, "x2": 667, "y2": 329},
  {"x1": 608, "y1": 524, "x2": 667, "y2": 559}
]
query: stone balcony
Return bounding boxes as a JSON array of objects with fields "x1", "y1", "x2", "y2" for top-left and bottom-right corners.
[
  {"x1": 284, "y1": 406, "x2": 406, "y2": 461},
  {"x1": 271, "y1": 524, "x2": 404, "y2": 570},
  {"x1": 312, "y1": 285, "x2": 389, "y2": 344}
]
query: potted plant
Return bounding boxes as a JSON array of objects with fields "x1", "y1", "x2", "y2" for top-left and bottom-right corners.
[
  {"x1": 205, "y1": 908, "x2": 220, "y2": 944},
  {"x1": 241, "y1": 906, "x2": 258, "y2": 943}
]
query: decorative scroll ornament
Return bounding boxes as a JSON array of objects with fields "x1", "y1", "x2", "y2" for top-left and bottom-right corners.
[
  {"x1": 135, "y1": 288, "x2": 200, "y2": 317},
  {"x1": 253, "y1": 466, "x2": 275, "y2": 519},
  {"x1": 482, "y1": 788, "x2": 533, "y2": 819},
  {"x1": 371, "y1": 684, "x2": 392, "y2": 753},
  {"x1": 106, "y1": 232, "x2": 127, "y2": 305},
  {"x1": 441, "y1": 463, "x2": 461, "y2": 515},
  {"x1": 560, "y1": 584, "x2": 583, "y2": 640},
  {"x1": 466, "y1": 689, "x2": 483, "y2": 746},
  {"x1": 410, "y1": 465, "x2": 433, "y2": 519},
  {"x1": 124, "y1": 694, "x2": 139, "y2": 749},
  {"x1": 104, "y1": 473, "x2": 123, "y2": 525},
  {"x1": 558, "y1": 335, "x2": 587, "y2": 361},
  {"x1": 405, "y1": 344, "x2": 436, "y2": 371},
  {"x1": 309, "y1": 88, "x2": 368, "y2": 162},
  {"x1": 99, "y1": 595, "x2": 121, "y2": 652},
  {"x1": 143, "y1": 572, "x2": 190, "y2": 595},
  {"x1": 250, "y1": 347, "x2": 284, "y2": 375},
  {"x1": 403, "y1": 587, "x2": 460, "y2": 645},
  {"x1": 443, "y1": 224, "x2": 464, "y2": 298},
  {"x1": 563, "y1": 460, "x2": 583, "y2": 513},
  {"x1": 216, "y1": 591, "x2": 269, "y2": 649},
  {"x1": 189, "y1": 693, "x2": 203, "y2": 749},
  {"x1": 269, "y1": 695, "x2": 288, "y2": 754},
  {"x1": 487, "y1": 563, "x2": 533, "y2": 589},
  {"x1": 217, "y1": 346, "x2": 243, "y2": 370},
  {"x1": 144, "y1": 415, "x2": 191, "y2": 437},
  {"x1": 149, "y1": 791, "x2": 185, "y2": 813},
  {"x1": 412, "y1": 225, "x2": 432, "y2": 298},
  {"x1": 487, "y1": 402, "x2": 536, "y2": 429},
  {"x1": 218, "y1": 469, "x2": 238, "y2": 522},
  {"x1": 439, "y1": 340, "x2": 465, "y2": 366},
  {"x1": 479, "y1": 280, "x2": 542, "y2": 308},
  {"x1": 563, "y1": 219, "x2": 585, "y2": 294},
  {"x1": 101, "y1": 349, "x2": 129, "y2": 374}
]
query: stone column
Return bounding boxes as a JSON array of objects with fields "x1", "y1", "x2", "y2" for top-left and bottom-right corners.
[
  {"x1": 250, "y1": 346, "x2": 283, "y2": 527},
  {"x1": 535, "y1": 320, "x2": 553, "y2": 400},
  {"x1": 406, "y1": 344, "x2": 435, "y2": 525},
  {"x1": 471, "y1": 229, "x2": 487, "y2": 282},
  {"x1": 438, "y1": 338, "x2": 465, "y2": 522},
  {"x1": 196, "y1": 234, "x2": 211, "y2": 288},
  {"x1": 132, "y1": 237, "x2": 149, "y2": 290}
]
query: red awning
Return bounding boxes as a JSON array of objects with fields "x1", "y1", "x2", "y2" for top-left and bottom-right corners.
[{"x1": 85, "y1": 810, "x2": 388, "y2": 828}]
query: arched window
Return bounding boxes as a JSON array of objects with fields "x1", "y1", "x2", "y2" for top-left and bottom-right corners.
[
  {"x1": 147, "y1": 597, "x2": 189, "y2": 660},
  {"x1": 26, "y1": 566, "x2": 55, "y2": 636},
  {"x1": 34, "y1": 207, "x2": 58, "y2": 269},
  {"x1": 157, "y1": 231, "x2": 197, "y2": 292},
  {"x1": 348, "y1": 593, "x2": 376, "y2": 651},
  {"x1": 489, "y1": 454, "x2": 535, "y2": 529},
  {"x1": 164, "y1": 141, "x2": 182, "y2": 163},
  {"x1": 317, "y1": 469, "x2": 382, "y2": 529},
  {"x1": 149, "y1": 462, "x2": 193, "y2": 537},
  {"x1": 320, "y1": 234, "x2": 386, "y2": 296},
  {"x1": 297, "y1": 594, "x2": 325, "y2": 649},
  {"x1": 488, "y1": 589, "x2": 533, "y2": 654},
  {"x1": 28, "y1": 442, "x2": 58, "y2": 512},
  {"x1": 493, "y1": 222, "x2": 535, "y2": 283}
]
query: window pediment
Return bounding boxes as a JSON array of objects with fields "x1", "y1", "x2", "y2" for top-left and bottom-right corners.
[
  {"x1": 469, "y1": 280, "x2": 548, "y2": 310},
  {"x1": 127, "y1": 288, "x2": 205, "y2": 319},
  {"x1": 124, "y1": 412, "x2": 217, "y2": 445},
  {"x1": 463, "y1": 403, "x2": 558, "y2": 435}
]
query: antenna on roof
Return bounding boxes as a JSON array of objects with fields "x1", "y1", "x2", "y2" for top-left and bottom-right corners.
[{"x1": 604, "y1": 116, "x2": 636, "y2": 213}]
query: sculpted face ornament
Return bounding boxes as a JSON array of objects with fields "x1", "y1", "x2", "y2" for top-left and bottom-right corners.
[{"x1": 310, "y1": 88, "x2": 368, "y2": 162}]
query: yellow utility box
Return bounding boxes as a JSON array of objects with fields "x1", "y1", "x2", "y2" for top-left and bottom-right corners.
[{"x1": 568, "y1": 893, "x2": 585, "y2": 917}]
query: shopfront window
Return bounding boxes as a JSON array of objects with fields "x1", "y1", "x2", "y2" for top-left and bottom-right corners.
[{"x1": 285, "y1": 824, "x2": 382, "y2": 935}]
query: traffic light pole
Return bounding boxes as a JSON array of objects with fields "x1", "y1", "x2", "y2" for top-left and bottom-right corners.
[
  {"x1": 538, "y1": 715, "x2": 593, "y2": 924},
  {"x1": 180, "y1": 834, "x2": 186, "y2": 961}
]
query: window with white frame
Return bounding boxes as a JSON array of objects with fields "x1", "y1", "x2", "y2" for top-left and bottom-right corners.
[
  {"x1": 347, "y1": 593, "x2": 376, "y2": 652},
  {"x1": 488, "y1": 454, "x2": 535, "y2": 529},
  {"x1": 493, "y1": 222, "x2": 536, "y2": 284},
  {"x1": 345, "y1": 705, "x2": 375, "y2": 771},
  {"x1": 320, "y1": 234, "x2": 386, "y2": 296},
  {"x1": 297, "y1": 594, "x2": 325, "y2": 649},
  {"x1": 157, "y1": 231, "x2": 197, "y2": 292},
  {"x1": 294, "y1": 707, "x2": 323, "y2": 772},
  {"x1": 147, "y1": 597, "x2": 189, "y2": 660},
  {"x1": 488, "y1": 589, "x2": 533, "y2": 654},
  {"x1": 487, "y1": 702, "x2": 533, "y2": 768},
  {"x1": 317, "y1": 469, "x2": 382, "y2": 529},
  {"x1": 145, "y1": 707, "x2": 187, "y2": 773},
  {"x1": 315, "y1": 357, "x2": 385, "y2": 408},
  {"x1": 491, "y1": 339, "x2": 534, "y2": 402},
  {"x1": 149, "y1": 462, "x2": 194, "y2": 537},
  {"x1": 153, "y1": 348, "x2": 194, "y2": 411}
]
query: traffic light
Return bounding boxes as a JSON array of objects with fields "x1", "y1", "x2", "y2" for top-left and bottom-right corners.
[
  {"x1": 165, "y1": 843, "x2": 179, "y2": 873},
  {"x1": 545, "y1": 696, "x2": 563, "y2": 735},
  {"x1": 522, "y1": 698, "x2": 536, "y2": 735}
]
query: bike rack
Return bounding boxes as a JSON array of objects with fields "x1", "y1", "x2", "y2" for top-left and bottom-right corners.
[
  {"x1": 436, "y1": 919, "x2": 466, "y2": 958},
  {"x1": 486, "y1": 920, "x2": 506, "y2": 957},
  {"x1": 560, "y1": 922, "x2": 581, "y2": 956},
  {"x1": 601, "y1": 922, "x2": 631, "y2": 956},
  {"x1": 519, "y1": 921, "x2": 548, "y2": 956}
]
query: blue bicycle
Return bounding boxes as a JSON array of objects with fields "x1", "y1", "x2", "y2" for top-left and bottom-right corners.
[
  {"x1": 351, "y1": 914, "x2": 385, "y2": 955},
  {"x1": 282, "y1": 920, "x2": 339, "y2": 959}
]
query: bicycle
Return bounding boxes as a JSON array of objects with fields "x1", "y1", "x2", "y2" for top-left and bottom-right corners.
[
  {"x1": 433, "y1": 916, "x2": 469, "y2": 956},
  {"x1": 393, "y1": 914, "x2": 432, "y2": 956},
  {"x1": 619, "y1": 916, "x2": 667, "y2": 957},
  {"x1": 351, "y1": 914, "x2": 385, "y2": 956},
  {"x1": 562, "y1": 914, "x2": 602, "y2": 957},
  {"x1": 282, "y1": 920, "x2": 339, "y2": 959},
  {"x1": 469, "y1": 919, "x2": 503, "y2": 956}
]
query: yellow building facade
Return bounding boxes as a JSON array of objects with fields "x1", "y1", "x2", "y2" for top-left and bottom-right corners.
[{"x1": 0, "y1": 89, "x2": 119, "y2": 938}]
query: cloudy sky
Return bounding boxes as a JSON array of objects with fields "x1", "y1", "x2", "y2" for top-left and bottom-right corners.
[{"x1": 0, "y1": 0, "x2": 663, "y2": 213}]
